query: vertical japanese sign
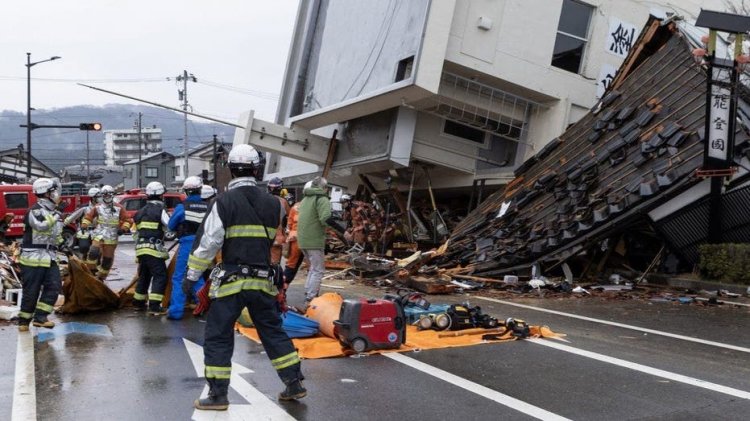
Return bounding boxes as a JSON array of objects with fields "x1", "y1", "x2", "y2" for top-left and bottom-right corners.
[
  {"x1": 606, "y1": 18, "x2": 640, "y2": 58},
  {"x1": 704, "y1": 58, "x2": 737, "y2": 167},
  {"x1": 596, "y1": 64, "x2": 618, "y2": 98}
]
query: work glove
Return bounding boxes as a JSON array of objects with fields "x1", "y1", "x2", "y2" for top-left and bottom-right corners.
[
  {"x1": 186, "y1": 268, "x2": 202, "y2": 283},
  {"x1": 193, "y1": 282, "x2": 211, "y2": 316}
]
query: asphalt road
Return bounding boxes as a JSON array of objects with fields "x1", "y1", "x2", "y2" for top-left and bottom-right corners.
[{"x1": 1, "y1": 241, "x2": 749, "y2": 420}]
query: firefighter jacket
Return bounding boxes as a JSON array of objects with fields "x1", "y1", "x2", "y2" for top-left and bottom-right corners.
[
  {"x1": 285, "y1": 202, "x2": 300, "y2": 242},
  {"x1": 134, "y1": 200, "x2": 170, "y2": 259},
  {"x1": 65, "y1": 203, "x2": 97, "y2": 239},
  {"x1": 187, "y1": 177, "x2": 281, "y2": 297},
  {"x1": 297, "y1": 186, "x2": 332, "y2": 250},
  {"x1": 168, "y1": 195, "x2": 208, "y2": 240},
  {"x1": 20, "y1": 198, "x2": 63, "y2": 267},
  {"x1": 82, "y1": 202, "x2": 131, "y2": 245}
]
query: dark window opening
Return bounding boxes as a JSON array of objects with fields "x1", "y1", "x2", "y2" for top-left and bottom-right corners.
[
  {"x1": 5, "y1": 193, "x2": 28, "y2": 209},
  {"x1": 551, "y1": 0, "x2": 593, "y2": 74},
  {"x1": 443, "y1": 120, "x2": 486, "y2": 144},
  {"x1": 395, "y1": 56, "x2": 415, "y2": 82}
]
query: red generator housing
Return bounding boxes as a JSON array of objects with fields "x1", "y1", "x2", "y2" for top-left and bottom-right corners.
[{"x1": 333, "y1": 298, "x2": 406, "y2": 353}]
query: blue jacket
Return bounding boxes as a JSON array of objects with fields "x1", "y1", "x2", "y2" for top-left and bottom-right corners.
[{"x1": 168, "y1": 194, "x2": 202, "y2": 243}]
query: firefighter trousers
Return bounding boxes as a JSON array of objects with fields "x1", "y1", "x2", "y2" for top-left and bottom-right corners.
[
  {"x1": 18, "y1": 263, "x2": 61, "y2": 322},
  {"x1": 203, "y1": 289, "x2": 302, "y2": 396},
  {"x1": 88, "y1": 240, "x2": 117, "y2": 280},
  {"x1": 134, "y1": 255, "x2": 168, "y2": 310},
  {"x1": 168, "y1": 239, "x2": 205, "y2": 319}
]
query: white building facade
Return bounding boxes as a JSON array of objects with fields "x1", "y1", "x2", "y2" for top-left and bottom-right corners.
[
  {"x1": 268, "y1": 0, "x2": 723, "y2": 193},
  {"x1": 103, "y1": 126, "x2": 163, "y2": 167}
]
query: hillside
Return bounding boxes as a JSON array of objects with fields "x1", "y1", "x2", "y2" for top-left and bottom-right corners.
[{"x1": 0, "y1": 104, "x2": 235, "y2": 170}]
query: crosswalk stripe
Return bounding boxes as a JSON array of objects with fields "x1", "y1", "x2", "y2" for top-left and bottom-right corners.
[{"x1": 12, "y1": 331, "x2": 36, "y2": 421}]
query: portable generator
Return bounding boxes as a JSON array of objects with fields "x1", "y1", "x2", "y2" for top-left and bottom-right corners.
[{"x1": 333, "y1": 298, "x2": 406, "y2": 353}]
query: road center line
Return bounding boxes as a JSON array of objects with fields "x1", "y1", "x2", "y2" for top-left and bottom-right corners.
[
  {"x1": 476, "y1": 296, "x2": 750, "y2": 354},
  {"x1": 529, "y1": 338, "x2": 750, "y2": 400},
  {"x1": 384, "y1": 352, "x2": 571, "y2": 421},
  {"x1": 12, "y1": 331, "x2": 36, "y2": 421}
]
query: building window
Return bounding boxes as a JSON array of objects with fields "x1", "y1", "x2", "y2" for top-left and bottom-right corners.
[
  {"x1": 174, "y1": 165, "x2": 181, "y2": 177},
  {"x1": 551, "y1": 0, "x2": 593, "y2": 74},
  {"x1": 395, "y1": 56, "x2": 414, "y2": 82},
  {"x1": 146, "y1": 167, "x2": 158, "y2": 178},
  {"x1": 442, "y1": 120, "x2": 486, "y2": 144}
]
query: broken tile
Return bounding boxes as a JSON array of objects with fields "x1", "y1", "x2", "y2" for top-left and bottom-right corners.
[{"x1": 635, "y1": 110, "x2": 656, "y2": 127}]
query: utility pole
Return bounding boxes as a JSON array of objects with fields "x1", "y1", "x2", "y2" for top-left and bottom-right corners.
[
  {"x1": 176, "y1": 70, "x2": 197, "y2": 177},
  {"x1": 25, "y1": 53, "x2": 61, "y2": 179},
  {"x1": 136, "y1": 112, "x2": 143, "y2": 188},
  {"x1": 212, "y1": 134, "x2": 218, "y2": 189},
  {"x1": 85, "y1": 130, "x2": 90, "y2": 184}
]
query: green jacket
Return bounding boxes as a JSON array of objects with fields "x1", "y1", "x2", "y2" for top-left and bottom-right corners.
[{"x1": 297, "y1": 187, "x2": 332, "y2": 250}]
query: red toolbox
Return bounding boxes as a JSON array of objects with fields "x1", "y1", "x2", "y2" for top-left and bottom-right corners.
[{"x1": 333, "y1": 298, "x2": 406, "y2": 353}]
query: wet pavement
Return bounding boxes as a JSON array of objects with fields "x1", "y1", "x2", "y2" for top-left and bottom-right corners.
[{"x1": 1, "y1": 241, "x2": 750, "y2": 420}]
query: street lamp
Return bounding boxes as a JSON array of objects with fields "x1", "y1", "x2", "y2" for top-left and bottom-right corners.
[{"x1": 26, "y1": 52, "x2": 61, "y2": 179}]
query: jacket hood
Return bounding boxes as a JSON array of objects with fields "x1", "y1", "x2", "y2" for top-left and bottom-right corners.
[{"x1": 303, "y1": 187, "x2": 327, "y2": 197}]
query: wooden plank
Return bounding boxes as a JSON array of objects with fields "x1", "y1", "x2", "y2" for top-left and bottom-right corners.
[
  {"x1": 321, "y1": 130, "x2": 338, "y2": 180},
  {"x1": 403, "y1": 276, "x2": 457, "y2": 294}
]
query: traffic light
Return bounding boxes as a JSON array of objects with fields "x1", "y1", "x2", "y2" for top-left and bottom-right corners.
[{"x1": 79, "y1": 123, "x2": 102, "y2": 131}]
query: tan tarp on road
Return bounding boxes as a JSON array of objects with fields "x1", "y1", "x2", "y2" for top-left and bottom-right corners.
[{"x1": 60, "y1": 256, "x2": 119, "y2": 314}]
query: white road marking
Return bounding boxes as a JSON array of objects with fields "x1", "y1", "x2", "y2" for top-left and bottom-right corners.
[
  {"x1": 529, "y1": 338, "x2": 750, "y2": 400},
  {"x1": 384, "y1": 352, "x2": 571, "y2": 421},
  {"x1": 476, "y1": 296, "x2": 750, "y2": 354},
  {"x1": 183, "y1": 339, "x2": 294, "y2": 421},
  {"x1": 12, "y1": 331, "x2": 36, "y2": 421}
]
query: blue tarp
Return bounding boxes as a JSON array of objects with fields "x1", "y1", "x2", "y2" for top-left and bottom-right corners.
[{"x1": 282, "y1": 312, "x2": 320, "y2": 338}]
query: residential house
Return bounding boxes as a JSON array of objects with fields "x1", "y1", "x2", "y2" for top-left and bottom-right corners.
[
  {"x1": 0, "y1": 147, "x2": 58, "y2": 183},
  {"x1": 122, "y1": 152, "x2": 175, "y2": 190},
  {"x1": 172, "y1": 141, "x2": 231, "y2": 187}
]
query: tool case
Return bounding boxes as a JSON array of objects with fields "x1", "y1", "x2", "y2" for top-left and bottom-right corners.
[{"x1": 333, "y1": 298, "x2": 406, "y2": 353}]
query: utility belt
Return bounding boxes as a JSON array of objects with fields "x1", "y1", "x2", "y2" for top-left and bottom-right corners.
[
  {"x1": 136, "y1": 237, "x2": 166, "y2": 251},
  {"x1": 23, "y1": 244, "x2": 58, "y2": 251},
  {"x1": 208, "y1": 263, "x2": 281, "y2": 299}
]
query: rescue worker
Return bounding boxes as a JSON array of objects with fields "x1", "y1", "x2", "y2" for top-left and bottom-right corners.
[
  {"x1": 297, "y1": 176, "x2": 344, "y2": 308},
  {"x1": 186, "y1": 144, "x2": 305, "y2": 410},
  {"x1": 192, "y1": 184, "x2": 219, "y2": 317},
  {"x1": 64, "y1": 186, "x2": 100, "y2": 260},
  {"x1": 132, "y1": 182, "x2": 171, "y2": 315},
  {"x1": 166, "y1": 176, "x2": 208, "y2": 320},
  {"x1": 17, "y1": 178, "x2": 64, "y2": 331},
  {"x1": 282, "y1": 195, "x2": 303, "y2": 284},
  {"x1": 267, "y1": 177, "x2": 289, "y2": 267},
  {"x1": 81, "y1": 185, "x2": 131, "y2": 280}
]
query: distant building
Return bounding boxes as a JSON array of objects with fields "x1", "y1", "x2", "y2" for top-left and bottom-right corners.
[
  {"x1": 0, "y1": 148, "x2": 58, "y2": 183},
  {"x1": 122, "y1": 151, "x2": 175, "y2": 190},
  {"x1": 103, "y1": 125, "x2": 163, "y2": 166},
  {"x1": 172, "y1": 141, "x2": 231, "y2": 186}
]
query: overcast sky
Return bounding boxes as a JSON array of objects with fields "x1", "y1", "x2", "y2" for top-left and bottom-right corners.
[{"x1": 0, "y1": 0, "x2": 299, "y2": 122}]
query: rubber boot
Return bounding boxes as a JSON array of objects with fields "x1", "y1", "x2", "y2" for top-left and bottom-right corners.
[
  {"x1": 148, "y1": 302, "x2": 166, "y2": 316},
  {"x1": 194, "y1": 393, "x2": 229, "y2": 411},
  {"x1": 18, "y1": 318, "x2": 31, "y2": 332},
  {"x1": 132, "y1": 300, "x2": 147, "y2": 312},
  {"x1": 32, "y1": 316, "x2": 55, "y2": 329},
  {"x1": 278, "y1": 379, "x2": 307, "y2": 401}
]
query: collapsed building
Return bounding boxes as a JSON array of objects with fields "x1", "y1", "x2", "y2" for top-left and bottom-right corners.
[{"x1": 438, "y1": 16, "x2": 750, "y2": 279}]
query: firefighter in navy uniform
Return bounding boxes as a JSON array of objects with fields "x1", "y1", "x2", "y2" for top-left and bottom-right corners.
[
  {"x1": 64, "y1": 186, "x2": 100, "y2": 260},
  {"x1": 187, "y1": 144, "x2": 305, "y2": 411},
  {"x1": 167, "y1": 176, "x2": 208, "y2": 320},
  {"x1": 132, "y1": 182, "x2": 172, "y2": 315},
  {"x1": 17, "y1": 178, "x2": 65, "y2": 331}
]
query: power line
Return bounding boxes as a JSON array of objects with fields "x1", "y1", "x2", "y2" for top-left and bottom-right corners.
[{"x1": 0, "y1": 76, "x2": 167, "y2": 83}]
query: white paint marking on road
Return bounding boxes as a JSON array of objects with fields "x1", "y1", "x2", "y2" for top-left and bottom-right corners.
[
  {"x1": 476, "y1": 296, "x2": 750, "y2": 354},
  {"x1": 183, "y1": 339, "x2": 294, "y2": 421},
  {"x1": 12, "y1": 331, "x2": 36, "y2": 421},
  {"x1": 529, "y1": 338, "x2": 750, "y2": 400},
  {"x1": 384, "y1": 352, "x2": 571, "y2": 421}
]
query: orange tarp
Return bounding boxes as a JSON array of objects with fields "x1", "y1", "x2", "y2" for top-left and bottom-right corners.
[{"x1": 237, "y1": 324, "x2": 563, "y2": 359}]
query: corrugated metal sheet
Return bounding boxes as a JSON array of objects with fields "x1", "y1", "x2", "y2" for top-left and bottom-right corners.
[{"x1": 656, "y1": 185, "x2": 750, "y2": 264}]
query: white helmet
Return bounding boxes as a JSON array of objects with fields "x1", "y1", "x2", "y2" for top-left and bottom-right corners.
[
  {"x1": 201, "y1": 185, "x2": 217, "y2": 200},
  {"x1": 227, "y1": 144, "x2": 265, "y2": 177},
  {"x1": 88, "y1": 187, "x2": 100, "y2": 197},
  {"x1": 340, "y1": 194, "x2": 352, "y2": 202},
  {"x1": 303, "y1": 180, "x2": 313, "y2": 190},
  {"x1": 183, "y1": 176, "x2": 203, "y2": 194},
  {"x1": 32, "y1": 178, "x2": 56, "y2": 195},
  {"x1": 145, "y1": 181, "x2": 165, "y2": 197},
  {"x1": 101, "y1": 185, "x2": 115, "y2": 203}
]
